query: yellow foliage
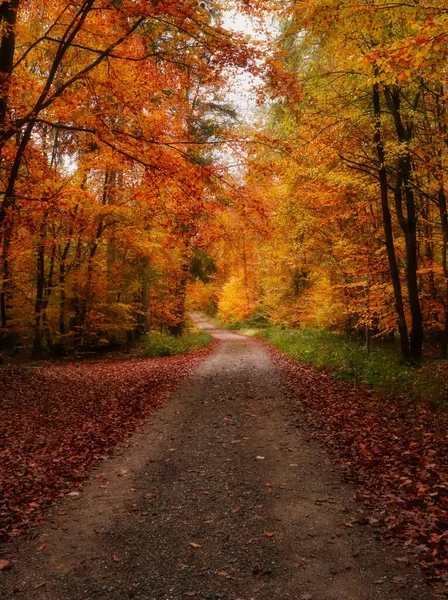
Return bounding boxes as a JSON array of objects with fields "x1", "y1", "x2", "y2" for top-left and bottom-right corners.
[
  {"x1": 186, "y1": 281, "x2": 216, "y2": 312},
  {"x1": 218, "y1": 276, "x2": 257, "y2": 323}
]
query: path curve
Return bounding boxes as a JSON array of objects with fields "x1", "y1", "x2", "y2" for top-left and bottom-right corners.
[{"x1": 0, "y1": 323, "x2": 437, "y2": 599}]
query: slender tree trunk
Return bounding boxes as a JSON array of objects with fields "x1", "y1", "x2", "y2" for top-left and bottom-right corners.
[
  {"x1": 32, "y1": 222, "x2": 46, "y2": 357},
  {"x1": 41, "y1": 239, "x2": 55, "y2": 349},
  {"x1": 372, "y1": 80, "x2": 410, "y2": 358},
  {"x1": 438, "y1": 184, "x2": 448, "y2": 358},
  {"x1": 0, "y1": 1, "x2": 20, "y2": 139},
  {"x1": 403, "y1": 166, "x2": 423, "y2": 360},
  {"x1": 136, "y1": 275, "x2": 150, "y2": 337},
  {"x1": 168, "y1": 262, "x2": 189, "y2": 336},
  {"x1": 385, "y1": 85, "x2": 423, "y2": 360},
  {"x1": 0, "y1": 217, "x2": 12, "y2": 344},
  {"x1": 142, "y1": 277, "x2": 150, "y2": 333},
  {"x1": 59, "y1": 200, "x2": 80, "y2": 337},
  {"x1": 75, "y1": 227, "x2": 103, "y2": 346}
]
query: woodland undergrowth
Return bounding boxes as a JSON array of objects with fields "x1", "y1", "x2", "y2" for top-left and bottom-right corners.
[
  {"x1": 139, "y1": 331, "x2": 212, "y2": 358},
  {"x1": 260, "y1": 328, "x2": 446, "y2": 407}
]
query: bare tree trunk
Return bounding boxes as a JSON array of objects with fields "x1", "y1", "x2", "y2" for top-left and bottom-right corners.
[
  {"x1": 385, "y1": 85, "x2": 423, "y2": 361},
  {"x1": 0, "y1": 217, "x2": 12, "y2": 346},
  {"x1": 438, "y1": 184, "x2": 448, "y2": 358},
  {"x1": 32, "y1": 222, "x2": 46, "y2": 357},
  {"x1": 372, "y1": 80, "x2": 410, "y2": 358},
  {"x1": 168, "y1": 263, "x2": 189, "y2": 336},
  {"x1": 0, "y1": 1, "x2": 20, "y2": 138}
]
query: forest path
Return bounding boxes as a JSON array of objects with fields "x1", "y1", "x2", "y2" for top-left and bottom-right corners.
[{"x1": 0, "y1": 322, "x2": 436, "y2": 600}]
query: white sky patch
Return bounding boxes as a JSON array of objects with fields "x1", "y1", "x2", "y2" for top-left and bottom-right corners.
[{"x1": 221, "y1": 9, "x2": 268, "y2": 125}]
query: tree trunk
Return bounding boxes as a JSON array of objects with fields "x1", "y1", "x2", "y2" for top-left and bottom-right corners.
[
  {"x1": 168, "y1": 263, "x2": 189, "y2": 336},
  {"x1": 372, "y1": 80, "x2": 410, "y2": 358},
  {"x1": 0, "y1": 218, "x2": 12, "y2": 345},
  {"x1": 438, "y1": 184, "x2": 448, "y2": 358},
  {"x1": 32, "y1": 223, "x2": 46, "y2": 357},
  {"x1": 0, "y1": 1, "x2": 20, "y2": 138},
  {"x1": 385, "y1": 85, "x2": 423, "y2": 361}
]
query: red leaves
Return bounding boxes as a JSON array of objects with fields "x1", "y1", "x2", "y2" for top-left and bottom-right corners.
[
  {"x1": 0, "y1": 348, "x2": 211, "y2": 544},
  {"x1": 0, "y1": 559, "x2": 11, "y2": 570},
  {"x1": 270, "y1": 346, "x2": 448, "y2": 582}
]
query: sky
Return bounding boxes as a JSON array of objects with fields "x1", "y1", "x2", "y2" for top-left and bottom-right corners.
[{"x1": 221, "y1": 9, "x2": 268, "y2": 124}]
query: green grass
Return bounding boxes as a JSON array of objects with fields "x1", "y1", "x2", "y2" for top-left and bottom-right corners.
[
  {"x1": 218, "y1": 314, "x2": 270, "y2": 331},
  {"x1": 259, "y1": 327, "x2": 440, "y2": 402},
  {"x1": 139, "y1": 331, "x2": 212, "y2": 358}
]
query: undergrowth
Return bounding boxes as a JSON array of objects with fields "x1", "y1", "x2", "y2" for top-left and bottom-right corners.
[
  {"x1": 218, "y1": 314, "x2": 270, "y2": 331},
  {"x1": 259, "y1": 328, "x2": 442, "y2": 403},
  {"x1": 139, "y1": 331, "x2": 212, "y2": 358}
]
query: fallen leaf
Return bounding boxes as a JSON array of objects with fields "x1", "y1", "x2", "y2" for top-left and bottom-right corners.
[
  {"x1": 188, "y1": 542, "x2": 201, "y2": 548},
  {"x1": 112, "y1": 554, "x2": 120, "y2": 562},
  {"x1": 37, "y1": 543, "x2": 47, "y2": 551},
  {"x1": 0, "y1": 560, "x2": 11, "y2": 571},
  {"x1": 264, "y1": 531, "x2": 275, "y2": 537},
  {"x1": 217, "y1": 570, "x2": 229, "y2": 577}
]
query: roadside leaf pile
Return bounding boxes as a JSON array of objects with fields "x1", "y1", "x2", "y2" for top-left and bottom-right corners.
[
  {"x1": 0, "y1": 347, "x2": 211, "y2": 544},
  {"x1": 270, "y1": 346, "x2": 448, "y2": 583}
]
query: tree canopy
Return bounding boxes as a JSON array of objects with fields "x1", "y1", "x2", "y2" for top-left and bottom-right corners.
[{"x1": 1, "y1": 0, "x2": 448, "y2": 363}]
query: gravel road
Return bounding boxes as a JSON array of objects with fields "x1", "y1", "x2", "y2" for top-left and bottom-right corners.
[{"x1": 0, "y1": 322, "x2": 438, "y2": 600}]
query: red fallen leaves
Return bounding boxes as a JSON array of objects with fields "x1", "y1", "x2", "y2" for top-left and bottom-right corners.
[
  {"x1": 269, "y1": 346, "x2": 448, "y2": 583},
  {"x1": 0, "y1": 346, "x2": 212, "y2": 545}
]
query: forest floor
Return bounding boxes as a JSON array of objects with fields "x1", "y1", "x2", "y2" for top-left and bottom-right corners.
[{"x1": 0, "y1": 318, "x2": 446, "y2": 599}]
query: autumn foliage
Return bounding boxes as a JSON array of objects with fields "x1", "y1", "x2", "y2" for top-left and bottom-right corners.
[
  {"x1": 0, "y1": 0, "x2": 253, "y2": 355},
  {"x1": 214, "y1": 0, "x2": 448, "y2": 365}
]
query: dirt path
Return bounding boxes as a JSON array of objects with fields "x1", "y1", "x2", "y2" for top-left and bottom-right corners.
[{"x1": 0, "y1": 323, "x2": 438, "y2": 599}]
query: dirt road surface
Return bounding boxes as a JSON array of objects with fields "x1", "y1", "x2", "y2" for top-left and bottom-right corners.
[{"x1": 0, "y1": 320, "x2": 438, "y2": 599}]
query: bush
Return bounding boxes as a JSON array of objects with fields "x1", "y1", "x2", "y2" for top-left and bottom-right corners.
[{"x1": 140, "y1": 331, "x2": 212, "y2": 358}]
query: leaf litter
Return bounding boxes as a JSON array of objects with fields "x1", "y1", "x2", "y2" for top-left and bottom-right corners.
[
  {"x1": 269, "y1": 345, "x2": 448, "y2": 583},
  {"x1": 0, "y1": 346, "x2": 212, "y2": 545}
]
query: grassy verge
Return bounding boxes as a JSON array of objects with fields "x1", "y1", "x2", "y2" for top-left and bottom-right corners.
[
  {"x1": 218, "y1": 315, "x2": 270, "y2": 331},
  {"x1": 139, "y1": 331, "x2": 212, "y2": 358},
  {"x1": 254, "y1": 327, "x2": 441, "y2": 404}
]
